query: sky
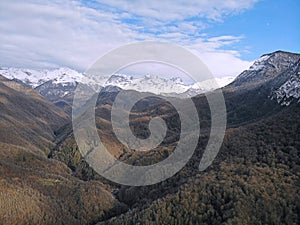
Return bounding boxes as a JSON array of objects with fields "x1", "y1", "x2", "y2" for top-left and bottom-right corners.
[{"x1": 0, "y1": 0, "x2": 299, "y2": 78}]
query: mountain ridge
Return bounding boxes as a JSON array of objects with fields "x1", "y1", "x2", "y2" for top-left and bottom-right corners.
[
  {"x1": 229, "y1": 51, "x2": 300, "y2": 89},
  {"x1": 0, "y1": 67, "x2": 235, "y2": 99},
  {"x1": 1, "y1": 50, "x2": 300, "y2": 224}
]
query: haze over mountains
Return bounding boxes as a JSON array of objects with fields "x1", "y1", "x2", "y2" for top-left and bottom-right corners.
[{"x1": 0, "y1": 50, "x2": 300, "y2": 224}]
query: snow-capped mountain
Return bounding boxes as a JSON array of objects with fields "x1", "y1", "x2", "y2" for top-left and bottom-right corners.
[
  {"x1": 230, "y1": 51, "x2": 300, "y2": 89},
  {"x1": 0, "y1": 67, "x2": 100, "y2": 109},
  {"x1": 0, "y1": 67, "x2": 234, "y2": 101},
  {"x1": 228, "y1": 50, "x2": 300, "y2": 106},
  {"x1": 35, "y1": 80, "x2": 77, "y2": 102},
  {"x1": 272, "y1": 72, "x2": 300, "y2": 106},
  {"x1": 271, "y1": 59, "x2": 300, "y2": 106},
  {"x1": 0, "y1": 67, "x2": 96, "y2": 87},
  {"x1": 105, "y1": 74, "x2": 234, "y2": 96},
  {"x1": 2, "y1": 51, "x2": 300, "y2": 110}
]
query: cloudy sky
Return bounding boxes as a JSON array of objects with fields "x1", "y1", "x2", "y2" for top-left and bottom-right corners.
[{"x1": 0, "y1": 0, "x2": 299, "y2": 77}]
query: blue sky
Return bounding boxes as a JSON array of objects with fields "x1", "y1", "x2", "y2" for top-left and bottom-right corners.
[
  {"x1": 0, "y1": 0, "x2": 299, "y2": 77},
  {"x1": 205, "y1": 0, "x2": 300, "y2": 61}
]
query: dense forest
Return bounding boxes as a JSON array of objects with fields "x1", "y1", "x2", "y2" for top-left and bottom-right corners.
[{"x1": 50, "y1": 87, "x2": 300, "y2": 225}]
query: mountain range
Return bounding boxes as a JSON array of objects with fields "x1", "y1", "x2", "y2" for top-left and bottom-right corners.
[
  {"x1": 0, "y1": 50, "x2": 299, "y2": 225},
  {"x1": 0, "y1": 67, "x2": 235, "y2": 105}
]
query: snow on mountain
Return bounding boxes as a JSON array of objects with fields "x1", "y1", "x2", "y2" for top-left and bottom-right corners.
[
  {"x1": 105, "y1": 74, "x2": 190, "y2": 94},
  {"x1": 104, "y1": 74, "x2": 235, "y2": 96},
  {"x1": 0, "y1": 67, "x2": 234, "y2": 100},
  {"x1": 0, "y1": 67, "x2": 95, "y2": 87},
  {"x1": 248, "y1": 55, "x2": 271, "y2": 71},
  {"x1": 229, "y1": 51, "x2": 300, "y2": 89},
  {"x1": 270, "y1": 58, "x2": 300, "y2": 106},
  {"x1": 272, "y1": 72, "x2": 300, "y2": 106},
  {"x1": 2, "y1": 51, "x2": 300, "y2": 104},
  {"x1": 225, "y1": 50, "x2": 300, "y2": 106}
]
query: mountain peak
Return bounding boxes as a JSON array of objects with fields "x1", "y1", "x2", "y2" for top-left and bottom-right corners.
[
  {"x1": 249, "y1": 50, "x2": 300, "y2": 71},
  {"x1": 0, "y1": 67, "x2": 85, "y2": 87},
  {"x1": 261, "y1": 50, "x2": 300, "y2": 58},
  {"x1": 0, "y1": 66, "x2": 234, "y2": 101},
  {"x1": 229, "y1": 51, "x2": 300, "y2": 89}
]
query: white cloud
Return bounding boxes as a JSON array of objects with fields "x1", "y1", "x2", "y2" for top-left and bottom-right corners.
[
  {"x1": 0, "y1": 0, "x2": 134, "y2": 70},
  {"x1": 98, "y1": 0, "x2": 259, "y2": 21},
  {"x1": 196, "y1": 51, "x2": 253, "y2": 77},
  {"x1": 0, "y1": 0, "x2": 258, "y2": 77}
]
